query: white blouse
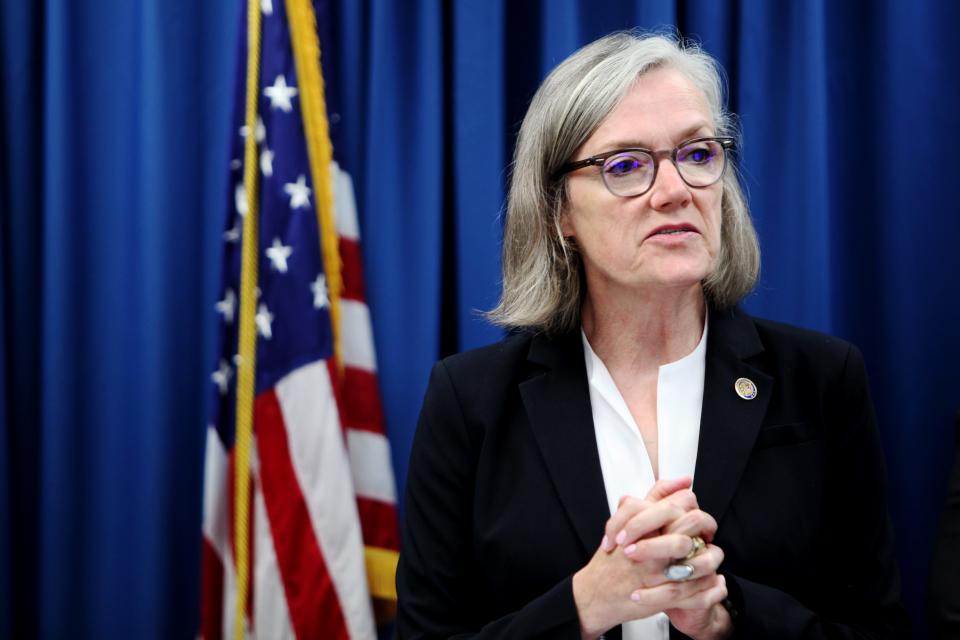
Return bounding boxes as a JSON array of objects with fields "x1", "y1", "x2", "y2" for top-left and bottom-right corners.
[{"x1": 581, "y1": 320, "x2": 708, "y2": 640}]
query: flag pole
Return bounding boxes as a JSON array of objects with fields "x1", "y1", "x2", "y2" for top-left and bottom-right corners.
[{"x1": 233, "y1": 0, "x2": 263, "y2": 636}]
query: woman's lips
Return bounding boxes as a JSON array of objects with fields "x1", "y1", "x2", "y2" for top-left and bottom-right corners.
[{"x1": 645, "y1": 224, "x2": 700, "y2": 242}]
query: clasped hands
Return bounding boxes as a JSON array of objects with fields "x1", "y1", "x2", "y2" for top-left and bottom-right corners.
[{"x1": 573, "y1": 476, "x2": 732, "y2": 640}]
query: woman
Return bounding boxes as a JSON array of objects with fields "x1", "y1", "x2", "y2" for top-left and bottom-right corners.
[{"x1": 397, "y1": 32, "x2": 909, "y2": 639}]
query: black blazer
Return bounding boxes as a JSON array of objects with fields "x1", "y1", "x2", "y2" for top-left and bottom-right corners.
[
  {"x1": 928, "y1": 414, "x2": 960, "y2": 639},
  {"x1": 397, "y1": 306, "x2": 910, "y2": 639}
]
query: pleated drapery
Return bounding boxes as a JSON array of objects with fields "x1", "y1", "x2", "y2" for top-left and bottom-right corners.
[{"x1": 2, "y1": 1, "x2": 958, "y2": 637}]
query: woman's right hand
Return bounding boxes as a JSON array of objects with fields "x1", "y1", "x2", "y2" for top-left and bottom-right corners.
[{"x1": 572, "y1": 539, "x2": 726, "y2": 639}]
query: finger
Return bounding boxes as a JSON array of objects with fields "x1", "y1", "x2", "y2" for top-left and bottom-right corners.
[
  {"x1": 644, "y1": 476, "x2": 692, "y2": 502},
  {"x1": 627, "y1": 573, "x2": 717, "y2": 608},
  {"x1": 642, "y1": 545, "x2": 725, "y2": 588},
  {"x1": 660, "y1": 488, "x2": 699, "y2": 512},
  {"x1": 604, "y1": 487, "x2": 699, "y2": 552},
  {"x1": 604, "y1": 495, "x2": 653, "y2": 551},
  {"x1": 609, "y1": 489, "x2": 696, "y2": 544},
  {"x1": 667, "y1": 574, "x2": 728, "y2": 611},
  {"x1": 663, "y1": 509, "x2": 718, "y2": 542},
  {"x1": 623, "y1": 533, "x2": 694, "y2": 563},
  {"x1": 618, "y1": 500, "x2": 689, "y2": 547}
]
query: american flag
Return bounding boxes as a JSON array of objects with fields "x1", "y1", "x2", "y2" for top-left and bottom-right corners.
[{"x1": 200, "y1": 0, "x2": 400, "y2": 637}]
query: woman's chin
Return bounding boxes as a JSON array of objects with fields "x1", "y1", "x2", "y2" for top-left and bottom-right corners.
[{"x1": 641, "y1": 266, "x2": 711, "y2": 292}]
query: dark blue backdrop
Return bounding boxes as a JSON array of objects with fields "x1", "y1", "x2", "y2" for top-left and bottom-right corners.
[{"x1": 2, "y1": 1, "x2": 958, "y2": 638}]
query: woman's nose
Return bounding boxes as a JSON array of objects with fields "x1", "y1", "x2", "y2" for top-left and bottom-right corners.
[{"x1": 647, "y1": 159, "x2": 692, "y2": 211}]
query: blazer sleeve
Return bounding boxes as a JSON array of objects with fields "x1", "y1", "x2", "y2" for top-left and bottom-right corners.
[
  {"x1": 396, "y1": 361, "x2": 583, "y2": 640},
  {"x1": 721, "y1": 345, "x2": 910, "y2": 639},
  {"x1": 927, "y1": 416, "x2": 960, "y2": 638}
]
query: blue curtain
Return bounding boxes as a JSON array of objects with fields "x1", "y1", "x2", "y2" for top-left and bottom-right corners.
[
  {"x1": 3, "y1": 0, "x2": 958, "y2": 637},
  {"x1": 1, "y1": 0, "x2": 237, "y2": 636}
]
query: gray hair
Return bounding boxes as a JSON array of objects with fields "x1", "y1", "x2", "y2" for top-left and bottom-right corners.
[{"x1": 487, "y1": 31, "x2": 760, "y2": 334}]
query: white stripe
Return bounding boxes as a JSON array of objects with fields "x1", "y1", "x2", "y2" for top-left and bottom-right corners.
[
  {"x1": 275, "y1": 361, "x2": 376, "y2": 640},
  {"x1": 222, "y1": 550, "x2": 239, "y2": 640},
  {"x1": 332, "y1": 161, "x2": 360, "y2": 241},
  {"x1": 253, "y1": 464, "x2": 296, "y2": 640},
  {"x1": 202, "y1": 427, "x2": 230, "y2": 561},
  {"x1": 347, "y1": 429, "x2": 398, "y2": 504},
  {"x1": 341, "y1": 299, "x2": 377, "y2": 372},
  {"x1": 202, "y1": 426, "x2": 245, "y2": 639}
]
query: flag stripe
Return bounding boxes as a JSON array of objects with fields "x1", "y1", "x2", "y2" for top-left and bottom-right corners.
[
  {"x1": 342, "y1": 366, "x2": 386, "y2": 435},
  {"x1": 347, "y1": 430, "x2": 398, "y2": 504},
  {"x1": 332, "y1": 161, "x2": 360, "y2": 241},
  {"x1": 255, "y1": 387, "x2": 351, "y2": 640},
  {"x1": 253, "y1": 472, "x2": 296, "y2": 638},
  {"x1": 200, "y1": 537, "x2": 225, "y2": 640},
  {"x1": 341, "y1": 300, "x2": 377, "y2": 372},
  {"x1": 357, "y1": 498, "x2": 402, "y2": 551},
  {"x1": 202, "y1": 427, "x2": 230, "y2": 557},
  {"x1": 339, "y1": 237, "x2": 365, "y2": 302}
]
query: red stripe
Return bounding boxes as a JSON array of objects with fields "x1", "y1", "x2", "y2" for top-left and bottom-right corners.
[
  {"x1": 342, "y1": 366, "x2": 386, "y2": 435},
  {"x1": 199, "y1": 537, "x2": 224, "y2": 640},
  {"x1": 339, "y1": 237, "x2": 364, "y2": 302},
  {"x1": 356, "y1": 497, "x2": 401, "y2": 551},
  {"x1": 255, "y1": 389, "x2": 350, "y2": 640}
]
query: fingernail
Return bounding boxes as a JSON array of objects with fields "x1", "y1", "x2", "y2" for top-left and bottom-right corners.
[
  {"x1": 720, "y1": 575, "x2": 726, "y2": 586},
  {"x1": 601, "y1": 535, "x2": 611, "y2": 551},
  {"x1": 630, "y1": 591, "x2": 641, "y2": 602},
  {"x1": 615, "y1": 530, "x2": 626, "y2": 545},
  {"x1": 624, "y1": 543, "x2": 636, "y2": 556}
]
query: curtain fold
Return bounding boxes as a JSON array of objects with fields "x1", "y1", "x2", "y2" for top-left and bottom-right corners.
[
  {"x1": 2, "y1": 0, "x2": 236, "y2": 635},
  {"x1": 2, "y1": 0, "x2": 958, "y2": 636}
]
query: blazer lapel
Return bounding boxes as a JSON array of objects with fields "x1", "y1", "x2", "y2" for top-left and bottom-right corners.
[
  {"x1": 694, "y1": 307, "x2": 772, "y2": 524},
  {"x1": 519, "y1": 330, "x2": 610, "y2": 556}
]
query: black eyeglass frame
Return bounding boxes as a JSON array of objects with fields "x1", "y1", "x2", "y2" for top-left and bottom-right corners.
[{"x1": 554, "y1": 136, "x2": 736, "y2": 196}]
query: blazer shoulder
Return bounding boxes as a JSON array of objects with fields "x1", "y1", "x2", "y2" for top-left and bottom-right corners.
[
  {"x1": 426, "y1": 331, "x2": 540, "y2": 416},
  {"x1": 749, "y1": 314, "x2": 859, "y2": 365},
  {"x1": 437, "y1": 330, "x2": 536, "y2": 383}
]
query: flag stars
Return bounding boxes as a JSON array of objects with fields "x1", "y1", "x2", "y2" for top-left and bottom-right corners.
[
  {"x1": 264, "y1": 75, "x2": 298, "y2": 113},
  {"x1": 212, "y1": 359, "x2": 232, "y2": 395},
  {"x1": 260, "y1": 148, "x2": 274, "y2": 177},
  {"x1": 266, "y1": 238, "x2": 293, "y2": 273},
  {"x1": 216, "y1": 288, "x2": 236, "y2": 324},
  {"x1": 235, "y1": 183, "x2": 248, "y2": 217},
  {"x1": 283, "y1": 175, "x2": 311, "y2": 209},
  {"x1": 239, "y1": 116, "x2": 266, "y2": 143},
  {"x1": 256, "y1": 303, "x2": 274, "y2": 339},
  {"x1": 261, "y1": 0, "x2": 273, "y2": 15},
  {"x1": 311, "y1": 274, "x2": 330, "y2": 309},
  {"x1": 223, "y1": 223, "x2": 240, "y2": 243}
]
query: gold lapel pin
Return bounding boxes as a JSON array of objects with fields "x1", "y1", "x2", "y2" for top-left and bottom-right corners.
[{"x1": 734, "y1": 377, "x2": 757, "y2": 400}]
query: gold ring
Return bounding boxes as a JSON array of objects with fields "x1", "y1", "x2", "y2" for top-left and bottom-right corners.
[{"x1": 685, "y1": 535, "x2": 705, "y2": 559}]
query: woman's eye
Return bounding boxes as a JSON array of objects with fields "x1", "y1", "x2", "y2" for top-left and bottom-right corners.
[
  {"x1": 680, "y1": 146, "x2": 715, "y2": 164},
  {"x1": 605, "y1": 156, "x2": 644, "y2": 176}
]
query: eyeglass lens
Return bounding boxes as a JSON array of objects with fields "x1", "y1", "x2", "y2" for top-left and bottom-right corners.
[{"x1": 602, "y1": 139, "x2": 726, "y2": 196}]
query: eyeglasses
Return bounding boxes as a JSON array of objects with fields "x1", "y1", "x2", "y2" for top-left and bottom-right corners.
[{"x1": 556, "y1": 136, "x2": 735, "y2": 197}]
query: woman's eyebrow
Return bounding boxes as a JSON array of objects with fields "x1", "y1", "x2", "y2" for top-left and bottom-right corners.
[{"x1": 593, "y1": 123, "x2": 713, "y2": 152}]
